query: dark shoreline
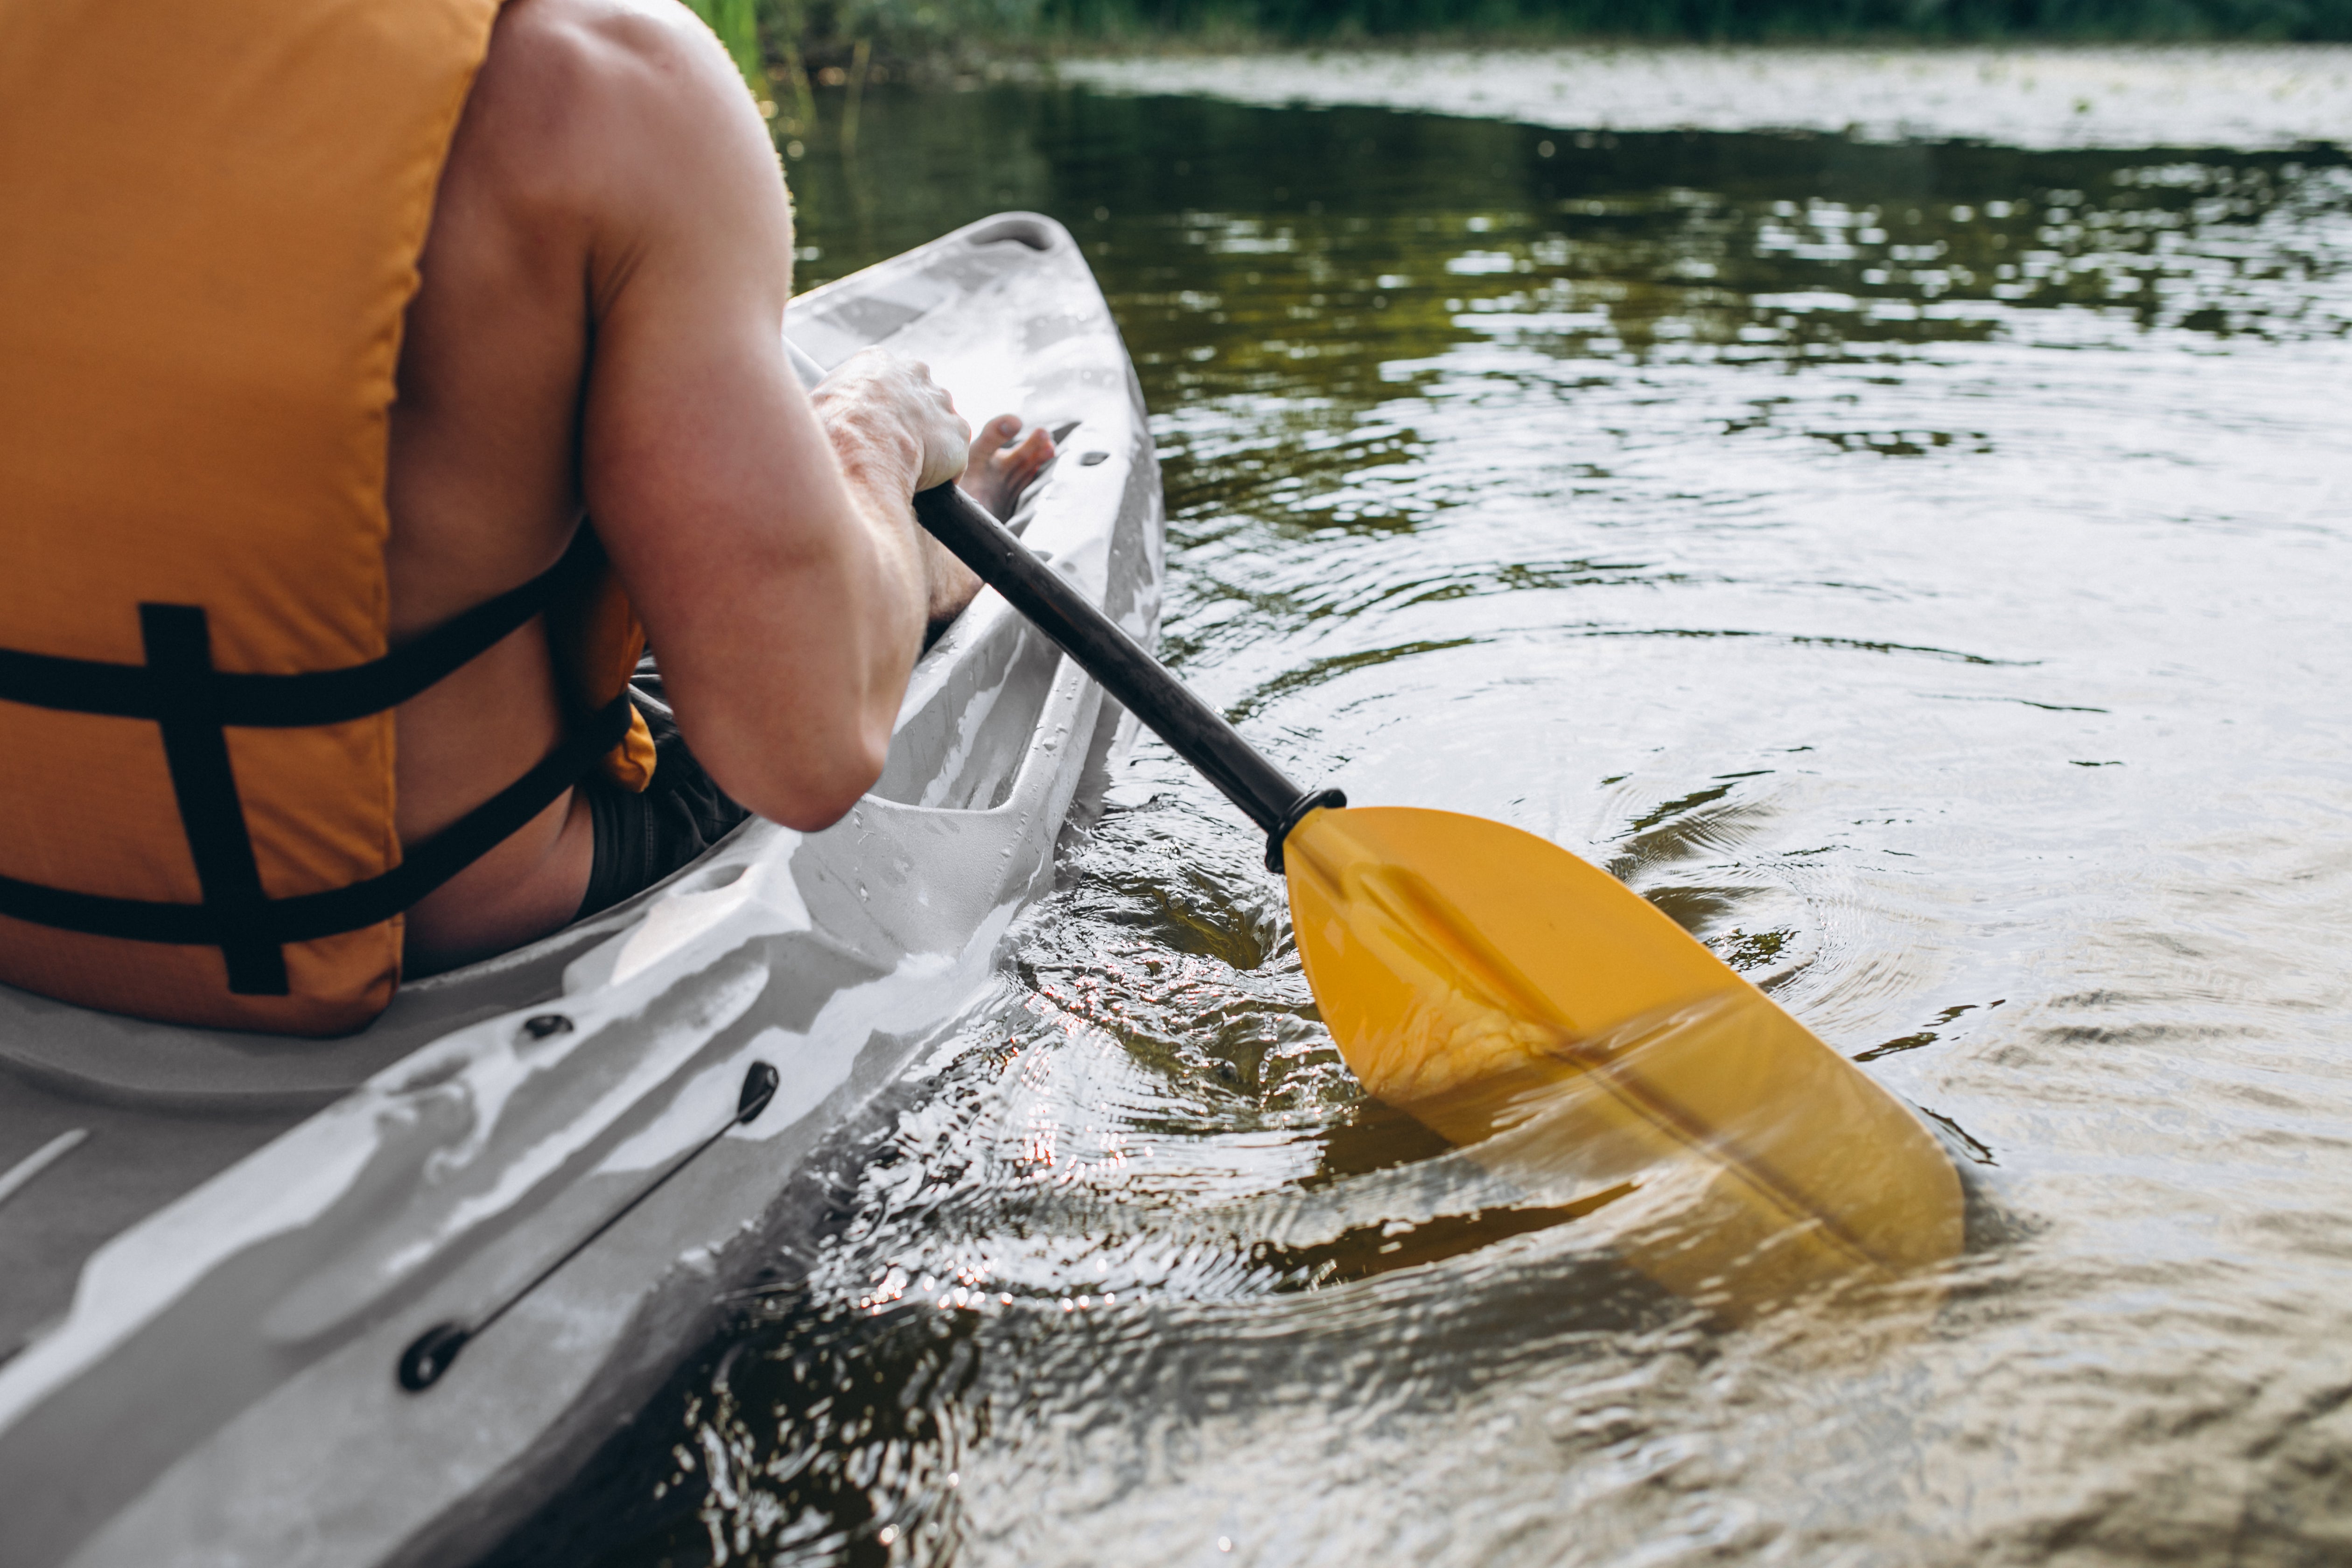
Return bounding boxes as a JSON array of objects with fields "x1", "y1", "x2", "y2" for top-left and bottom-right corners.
[{"x1": 690, "y1": 0, "x2": 2352, "y2": 83}]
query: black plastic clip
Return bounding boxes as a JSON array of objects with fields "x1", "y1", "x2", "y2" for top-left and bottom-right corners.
[{"x1": 1265, "y1": 787, "x2": 1347, "y2": 875}]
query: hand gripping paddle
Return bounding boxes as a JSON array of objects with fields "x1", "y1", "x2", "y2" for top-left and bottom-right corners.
[{"x1": 914, "y1": 480, "x2": 1963, "y2": 1316}]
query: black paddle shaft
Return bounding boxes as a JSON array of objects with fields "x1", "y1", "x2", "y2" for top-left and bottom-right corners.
[{"x1": 914, "y1": 483, "x2": 1341, "y2": 873}]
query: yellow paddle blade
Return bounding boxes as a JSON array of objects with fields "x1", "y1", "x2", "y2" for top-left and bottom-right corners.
[{"x1": 1282, "y1": 806, "x2": 1964, "y2": 1314}]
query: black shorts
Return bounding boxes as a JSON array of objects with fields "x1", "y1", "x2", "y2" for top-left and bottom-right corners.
[{"x1": 574, "y1": 663, "x2": 752, "y2": 922}]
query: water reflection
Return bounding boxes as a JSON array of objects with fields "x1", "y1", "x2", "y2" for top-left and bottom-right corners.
[{"x1": 486, "y1": 83, "x2": 2352, "y2": 1568}]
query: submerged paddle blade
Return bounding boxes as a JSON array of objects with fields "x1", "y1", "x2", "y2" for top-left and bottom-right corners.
[
  {"x1": 1281, "y1": 806, "x2": 1964, "y2": 1312},
  {"x1": 910, "y1": 481, "x2": 1960, "y2": 1309}
]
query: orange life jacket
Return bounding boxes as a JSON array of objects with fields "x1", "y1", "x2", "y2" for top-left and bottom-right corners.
[{"x1": 0, "y1": 0, "x2": 656, "y2": 1036}]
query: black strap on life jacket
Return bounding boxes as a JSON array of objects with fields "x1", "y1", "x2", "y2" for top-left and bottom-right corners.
[{"x1": 0, "y1": 531, "x2": 631, "y2": 994}]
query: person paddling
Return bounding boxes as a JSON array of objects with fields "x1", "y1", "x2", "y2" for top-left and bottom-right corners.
[{"x1": 0, "y1": 0, "x2": 1051, "y2": 1034}]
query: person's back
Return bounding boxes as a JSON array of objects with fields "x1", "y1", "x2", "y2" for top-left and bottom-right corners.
[
  {"x1": 383, "y1": 0, "x2": 626, "y2": 971},
  {"x1": 386, "y1": 0, "x2": 764, "y2": 971},
  {"x1": 0, "y1": 0, "x2": 1046, "y2": 1030}
]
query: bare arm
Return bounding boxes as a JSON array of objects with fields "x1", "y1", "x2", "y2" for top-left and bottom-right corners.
[{"x1": 563, "y1": 1, "x2": 964, "y2": 829}]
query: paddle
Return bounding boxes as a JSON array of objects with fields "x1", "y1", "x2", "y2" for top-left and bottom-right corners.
[{"x1": 916, "y1": 480, "x2": 1964, "y2": 1314}]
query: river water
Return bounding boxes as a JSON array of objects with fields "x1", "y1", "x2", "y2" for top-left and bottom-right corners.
[{"x1": 486, "y1": 76, "x2": 2352, "y2": 1568}]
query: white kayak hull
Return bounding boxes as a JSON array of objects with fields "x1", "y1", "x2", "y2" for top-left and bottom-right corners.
[{"x1": 0, "y1": 213, "x2": 1162, "y2": 1568}]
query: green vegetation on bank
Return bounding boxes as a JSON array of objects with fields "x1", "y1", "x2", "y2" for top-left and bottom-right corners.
[{"x1": 686, "y1": 0, "x2": 2351, "y2": 78}]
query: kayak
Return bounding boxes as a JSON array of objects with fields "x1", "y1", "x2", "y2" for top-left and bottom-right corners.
[{"x1": 0, "y1": 211, "x2": 1162, "y2": 1568}]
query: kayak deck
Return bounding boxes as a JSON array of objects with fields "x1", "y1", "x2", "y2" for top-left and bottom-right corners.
[{"x1": 0, "y1": 212, "x2": 1161, "y2": 1568}]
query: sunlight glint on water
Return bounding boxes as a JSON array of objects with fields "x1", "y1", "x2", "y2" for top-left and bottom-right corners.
[{"x1": 482, "y1": 83, "x2": 2352, "y2": 1568}]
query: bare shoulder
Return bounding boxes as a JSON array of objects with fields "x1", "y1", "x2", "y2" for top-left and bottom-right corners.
[
  {"x1": 483, "y1": 0, "x2": 749, "y2": 119},
  {"x1": 464, "y1": 0, "x2": 782, "y2": 253}
]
